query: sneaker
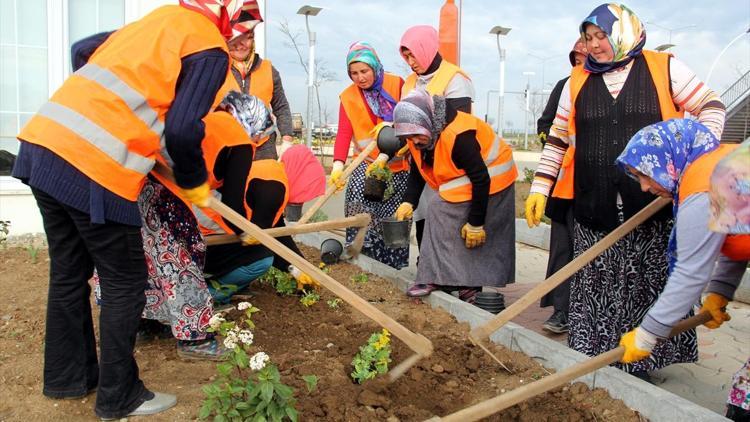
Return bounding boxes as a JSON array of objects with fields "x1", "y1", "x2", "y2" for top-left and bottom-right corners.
[
  {"x1": 406, "y1": 283, "x2": 437, "y2": 298},
  {"x1": 542, "y1": 310, "x2": 569, "y2": 334},
  {"x1": 176, "y1": 338, "x2": 230, "y2": 361},
  {"x1": 100, "y1": 392, "x2": 177, "y2": 420}
]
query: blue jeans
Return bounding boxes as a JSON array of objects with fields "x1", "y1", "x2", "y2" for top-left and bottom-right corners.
[{"x1": 209, "y1": 256, "x2": 274, "y2": 304}]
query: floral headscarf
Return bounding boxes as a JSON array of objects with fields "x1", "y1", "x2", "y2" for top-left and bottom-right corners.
[
  {"x1": 393, "y1": 88, "x2": 446, "y2": 151},
  {"x1": 230, "y1": 0, "x2": 263, "y2": 41},
  {"x1": 709, "y1": 139, "x2": 750, "y2": 234},
  {"x1": 580, "y1": 3, "x2": 646, "y2": 73},
  {"x1": 616, "y1": 118, "x2": 720, "y2": 272},
  {"x1": 179, "y1": 0, "x2": 244, "y2": 40},
  {"x1": 346, "y1": 42, "x2": 398, "y2": 121}
]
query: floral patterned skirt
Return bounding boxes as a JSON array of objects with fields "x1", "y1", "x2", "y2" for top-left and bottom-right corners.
[
  {"x1": 138, "y1": 180, "x2": 214, "y2": 340},
  {"x1": 729, "y1": 357, "x2": 750, "y2": 410}
]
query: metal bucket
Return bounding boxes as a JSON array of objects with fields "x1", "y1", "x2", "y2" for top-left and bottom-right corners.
[
  {"x1": 285, "y1": 203, "x2": 303, "y2": 222},
  {"x1": 381, "y1": 217, "x2": 411, "y2": 248}
]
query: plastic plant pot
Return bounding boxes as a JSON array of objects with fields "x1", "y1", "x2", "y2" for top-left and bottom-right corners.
[
  {"x1": 285, "y1": 203, "x2": 303, "y2": 222},
  {"x1": 363, "y1": 176, "x2": 386, "y2": 202},
  {"x1": 320, "y1": 238, "x2": 344, "y2": 265},
  {"x1": 381, "y1": 217, "x2": 411, "y2": 248}
]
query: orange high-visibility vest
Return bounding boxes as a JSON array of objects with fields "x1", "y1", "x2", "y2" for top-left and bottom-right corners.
[
  {"x1": 152, "y1": 112, "x2": 255, "y2": 236},
  {"x1": 552, "y1": 50, "x2": 684, "y2": 199},
  {"x1": 18, "y1": 5, "x2": 230, "y2": 201},
  {"x1": 339, "y1": 72, "x2": 408, "y2": 172},
  {"x1": 408, "y1": 112, "x2": 517, "y2": 203},
  {"x1": 402, "y1": 60, "x2": 470, "y2": 97},
  {"x1": 678, "y1": 145, "x2": 749, "y2": 261},
  {"x1": 222, "y1": 58, "x2": 274, "y2": 148},
  {"x1": 224, "y1": 58, "x2": 274, "y2": 106}
]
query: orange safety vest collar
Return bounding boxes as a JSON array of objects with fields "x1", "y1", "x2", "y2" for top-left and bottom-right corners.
[
  {"x1": 678, "y1": 145, "x2": 750, "y2": 261},
  {"x1": 408, "y1": 112, "x2": 517, "y2": 203},
  {"x1": 18, "y1": 5, "x2": 230, "y2": 201},
  {"x1": 339, "y1": 72, "x2": 408, "y2": 172},
  {"x1": 402, "y1": 60, "x2": 469, "y2": 97},
  {"x1": 552, "y1": 50, "x2": 684, "y2": 199}
]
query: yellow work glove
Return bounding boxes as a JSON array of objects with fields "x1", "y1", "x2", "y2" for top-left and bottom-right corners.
[
  {"x1": 395, "y1": 144, "x2": 410, "y2": 157},
  {"x1": 700, "y1": 293, "x2": 731, "y2": 329},
  {"x1": 239, "y1": 233, "x2": 260, "y2": 246},
  {"x1": 461, "y1": 223, "x2": 487, "y2": 248},
  {"x1": 525, "y1": 192, "x2": 547, "y2": 228},
  {"x1": 365, "y1": 153, "x2": 389, "y2": 176},
  {"x1": 619, "y1": 327, "x2": 657, "y2": 363},
  {"x1": 289, "y1": 265, "x2": 320, "y2": 290},
  {"x1": 180, "y1": 183, "x2": 211, "y2": 208},
  {"x1": 395, "y1": 202, "x2": 414, "y2": 221},
  {"x1": 329, "y1": 161, "x2": 346, "y2": 192}
]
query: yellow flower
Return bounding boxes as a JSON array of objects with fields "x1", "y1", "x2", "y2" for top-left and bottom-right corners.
[
  {"x1": 318, "y1": 262, "x2": 326, "y2": 269},
  {"x1": 373, "y1": 331, "x2": 391, "y2": 351}
]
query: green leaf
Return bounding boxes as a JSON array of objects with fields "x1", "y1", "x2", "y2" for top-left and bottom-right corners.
[
  {"x1": 260, "y1": 381, "x2": 274, "y2": 404},
  {"x1": 214, "y1": 415, "x2": 227, "y2": 422},
  {"x1": 251, "y1": 415, "x2": 267, "y2": 422},
  {"x1": 301, "y1": 375, "x2": 318, "y2": 393},
  {"x1": 285, "y1": 407, "x2": 299, "y2": 422},
  {"x1": 235, "y1": 402, "x2": 250, "y2": 410},
  {"x1": 227, "y1": 409, "x2": 241, "y2": 419},
  {"x1": 199, "y1": 402, "x2": 212, "y2": 419},
  {"x1": 236, "y1": 349, "x2": 249, "y2": 368},
  {"x1": 275, "y1": 383, "x2": 294, "y2": 399},
  {"x1": 217, "y1": 363, "x2": 232, "y2": 377}
]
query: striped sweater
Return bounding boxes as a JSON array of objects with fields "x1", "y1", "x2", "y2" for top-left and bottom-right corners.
[{"x1": 530, "y1": 56, "x2": 726, "y2": 196}]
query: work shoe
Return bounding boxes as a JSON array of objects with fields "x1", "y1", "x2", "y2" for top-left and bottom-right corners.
[
  {"x1": 406, "y1": 283, "x2": 437, "y2": 297},
  {"x1": 542, "y1": 310, "x2": 569, "y2": 334},
  {"x1": 458, "y1": 288, "x2": 481, "y2": 304},
  {"x1": 176, "y1": 338, "x2": 230, "y2": 361},
  {"x1": 100, "y1": 392, "x2": 177, "y2": 420}
]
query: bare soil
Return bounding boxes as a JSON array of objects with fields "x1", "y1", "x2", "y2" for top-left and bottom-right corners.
[{"x1": 0, "y1": 246, "x2": 640, "y2": 421}]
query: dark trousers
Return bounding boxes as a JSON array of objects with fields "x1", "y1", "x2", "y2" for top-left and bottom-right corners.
[
  {"x1": 540, "y1": 207, "x2": 574, "y2": 312},
  {"x1": 33, "y1": 188, "x2": 149, "y2": 419}
]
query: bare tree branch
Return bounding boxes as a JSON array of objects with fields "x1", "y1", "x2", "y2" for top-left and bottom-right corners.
[{"x1": 278, "y1": 17, "x2": 308, "y2": 74}]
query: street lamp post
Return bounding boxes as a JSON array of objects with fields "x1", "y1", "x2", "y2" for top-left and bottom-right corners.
[
  {"x1": 706, "y1": 27, "x2": 750, "y2": 87},
  {"x1": 522, "y1": 71, "x2": 535, "y2": 150},
  {"x1": 484, "y1": 89, "x2": 498, "y2": 124},
  {"x1": 490, "y1": 25, "x2": 511, "y2": 137},
  {"x1": 297, "y1": 5, "x2": 322, "y2": 148}
]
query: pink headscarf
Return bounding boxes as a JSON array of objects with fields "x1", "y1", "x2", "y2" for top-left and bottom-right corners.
[{"x1": 399, "y1": 25, "x2": 439, "y2": 72}]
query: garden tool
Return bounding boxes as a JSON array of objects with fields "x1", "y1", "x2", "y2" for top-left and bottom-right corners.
[
  {"x1": 469, "y1": 197, "x2": 671, "y2": 369},
  {"x1": 296, "y1": 140, "x2": 378, "y2": 224},
  {"x1": 428, "y1": 311, "x2": 711, "y2": 422},
  {"x1": 154, "y1": 162, "x2": 433, "y2": 380}
]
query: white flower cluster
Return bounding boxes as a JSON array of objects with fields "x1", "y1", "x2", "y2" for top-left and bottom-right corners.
[
  {"x1": 237, "y1": 302, "x2": 252, "y2": 311},
  {"x1": 208, "y1": 314, "x2": 225, "y2": 330},
  {"x1": 249, "y1": 352, "x2": 269, "y2": 371},
  {"x1": 238, "y1": 329, "x2": 254, "y2": 346}
]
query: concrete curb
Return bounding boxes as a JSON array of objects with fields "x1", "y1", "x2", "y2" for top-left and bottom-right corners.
[{"x1": 297, "y1": 231, "x2": 728, "y2": 422}]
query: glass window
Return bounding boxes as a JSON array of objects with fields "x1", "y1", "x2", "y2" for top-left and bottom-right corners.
[
  {"x1": 0, "y1": 0, "x2": 48, "y2": 156},
  {"x1": 68, "y1": 0, "x2": 124, "y2": 58}
]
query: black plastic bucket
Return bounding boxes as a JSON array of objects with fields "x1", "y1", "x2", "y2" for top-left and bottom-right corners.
[
  {"x1": 363, "y1": 176, "x2": 386, "y2": 202},
  {"x1": 320, "y1": 238, "x2": 344, "y2": 265},
  {"x1": 285, "y1": 203, "x2": 303, "y2": 222},
  {"x1": 381, "y1": 217, "x2": 410, "y2": 248},
  {"x1": 474, "y1": 292, "x2": 505, "y2": 314}
]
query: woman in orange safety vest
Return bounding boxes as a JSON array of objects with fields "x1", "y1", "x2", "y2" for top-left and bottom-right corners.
[
  {"x1": 10, "y1": 1, "x2": 248, "y2": 418},
  {"x1": 330, "y1": 42, "x2": 409, "y2": 269},
  {"x1": 524, "y1": 3, "x2": 726, "y2": 380},
  {"x1": 393, "y1": 89, "x2": 517, "y2": 304},
  {"x1": 614, "y1": 121, "x2": 749, "y2": 421}
]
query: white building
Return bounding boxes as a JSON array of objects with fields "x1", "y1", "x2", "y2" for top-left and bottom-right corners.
[{"x1": 0, "y1": 0, "x2": 266, "y2": 235}]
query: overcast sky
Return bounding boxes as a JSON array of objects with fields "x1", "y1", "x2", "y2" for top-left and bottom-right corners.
[{"x1": 260, "y1": 1, "x2": 750, "y2": 131}]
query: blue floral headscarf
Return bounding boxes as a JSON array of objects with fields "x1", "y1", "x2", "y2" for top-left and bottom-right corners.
[
  {"x1": 616, "y1": 118, "x2": 720, "y2": 272},
  {"x1": 581, "y1": 3, "x2": 646, "y2": 73}
]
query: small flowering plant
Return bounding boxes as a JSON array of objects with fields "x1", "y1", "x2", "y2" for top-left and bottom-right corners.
[
  {"x1": 350, "y1": 329, "x2": 392, "y2": 384},
  {"x1": 200, "y1": 302, "x2": 298, "y2": 421}
]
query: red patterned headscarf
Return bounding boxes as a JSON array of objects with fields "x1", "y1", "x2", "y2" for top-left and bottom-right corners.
[
  {"x1": 231, "y1": 0, "x2": 263, "y2": 41},
  {"x1": 179, "y1": 0, "x2": 244, "y2": 40}
]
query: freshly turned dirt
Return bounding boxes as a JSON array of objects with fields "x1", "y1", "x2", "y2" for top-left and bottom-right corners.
[{"x1": 0, "y1": 246, "x2": 641, "y2": 421}]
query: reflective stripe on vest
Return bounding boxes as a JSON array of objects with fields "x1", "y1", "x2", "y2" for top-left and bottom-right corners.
[
  {"x1": 551, "y1": 50, "x2": 684, "y2": 199},
  {"x1": 438, "y1": 134, "x2": 510, "y2": 193},
  {"x1": 36, "y1": 102, "x2": 154, "y2": 175},
  {"x1": 76, "y1": 63, "x2": 165, "y2": 136}
]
